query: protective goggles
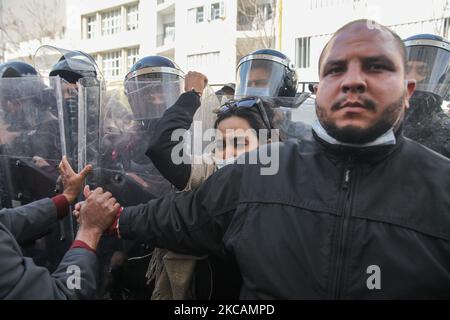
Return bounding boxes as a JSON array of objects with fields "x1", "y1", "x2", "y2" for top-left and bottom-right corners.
[{"x1": 216, "y1": 97, "x2": 273, "y2": 138}]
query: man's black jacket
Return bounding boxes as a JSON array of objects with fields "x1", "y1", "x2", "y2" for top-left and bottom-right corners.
[{"x1": 119, "y1": 132, "x2": 450, "y2": 299}]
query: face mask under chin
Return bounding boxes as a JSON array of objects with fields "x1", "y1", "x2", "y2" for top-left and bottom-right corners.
[
  {"x1": 243, "y1": 87, "x2": 272, "y2": 98},
  {"x1": 214, "y1": 156, "x2": 237, "y2": 170}
]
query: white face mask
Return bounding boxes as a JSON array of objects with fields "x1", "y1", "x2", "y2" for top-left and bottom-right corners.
[
  {"x1": 312, "y1": 120, "x2": 397, "y2": 147},
  {"x1": 214, "y1": 156, "x2": 237, "y2": 170},
  {"x1": 244, "y1": 87, "x2": 271, "y2": 97}
]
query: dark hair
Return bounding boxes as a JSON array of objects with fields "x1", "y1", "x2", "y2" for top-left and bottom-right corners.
[
  {"x1": 318, "y1": 19, "x2": 407, "y2": 75},
  {"x1": 214, "y1": 104, "x2": 275, "y2": 140}
]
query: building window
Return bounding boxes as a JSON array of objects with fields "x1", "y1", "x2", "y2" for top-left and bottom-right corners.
[
  {"x1": 163, "y1": 22, "x2": 175, "y2": 43},
  {"x1": 86, "y1": 15, "x2": 96, "y2": 39},
  {"x1": 188, "y1": 6, "x2": 204, "y2": 24},
  {"x1": 127, "y1": 47, "x2": 140, "y2": 71},
  {"x1": 256, "y1": 2, "x2": 273, "y2": 21},
  {"x1": 211, "y1": 3, "x2": 221, "y2": 20},
  {"x1": 196, "y1": 6, "x2": 204, "y2": 23},
  {"x1": 102, "y1": 8, "x2": 122, "y2": 36},
  {"x1": 102, "y1": 51, "x2": 122, "y2": 78},
  {"x1": 296, "y1": 37, "x2": 311, "y2": 69},
  {"x1": 127, "y1": 3, "x2": 139, "y2": 31}
]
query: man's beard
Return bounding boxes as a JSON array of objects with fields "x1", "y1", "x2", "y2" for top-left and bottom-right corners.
[{"x1": 316, "y1": 95, "x2": 405, "y2": 144}]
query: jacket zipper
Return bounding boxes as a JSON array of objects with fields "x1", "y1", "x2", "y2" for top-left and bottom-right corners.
[{"x1": 331, "y1": 157, "x2": 355, "y2": 299}]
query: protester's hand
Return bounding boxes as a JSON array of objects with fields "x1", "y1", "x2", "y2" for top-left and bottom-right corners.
[
  {"x1": 72, "y1": 186, "x2": 91, "y2": 224},
  {"x1": 0, "y1": 124, "x2": 20, "y2": 145},
  {"x1": 58, "y1": 155, "x2": 92, "y2": 204},
  {"x1": 73, "y1": 202, "x2": 82, "y2": 224},
  {"x1": 75, "y1": 186, "x2": 120, "y2": 250},
  {"x1": 78, "y1": 186, "x2": 120, "y2": 234},
  {"x1": 184, "y1": 71, "x2": 208, "y2": 96}
]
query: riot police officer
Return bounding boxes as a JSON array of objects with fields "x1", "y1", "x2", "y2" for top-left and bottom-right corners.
[
  {"x1": 47, "y1": 49, "x2": 100, "y2": 164},
  {"x1": 404, "y1": 34, "x2": 450, "y2": 158},
  {"x1": 124, "y1": 55, "x2": 184, "y2": 126},
  {"x1": 235, "y1": 48, "x2": 311, "y2": 140},
  {"x1": 0, "y1": 61, "x2": 38, "y2": 78},
  {"x1": 85, "y1": 56, "x2": 184, "y2": 299},
  {"x1": 121, "y1": 55, "x2": 184, "y2": 190},
  {"x1": 0, "y1": 61, "x2": 60, "y2": 192},
  {"x1": 0, "y1": 61, "x2": 67, "y2": 271},
  {"x1": 0, "y1": 62, "x2": 39, "y2": 209},
  {"x1": 235, "y1": 48, "x2": 298, "y2": 98}
]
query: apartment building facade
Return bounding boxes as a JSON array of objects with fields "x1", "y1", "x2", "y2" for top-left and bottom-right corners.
[
  {"x1": 3, "y1": 0, "x2": 450, "y2": 85},
  {"x1": 1, "y1": 0, "x2": 280, "y2": 85}
]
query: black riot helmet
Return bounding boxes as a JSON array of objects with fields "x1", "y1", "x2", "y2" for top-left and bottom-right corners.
[
  {"x1": 124, "y1": 55, "x2": 184, "y2": 120},
  {"x1": 0, "y1": 61, "x2": 38, "y2": 78},
  {"x1": 235, "y1": 49, "x2": 298, "y2": 98},
  {"x1": 49, "y1": 50, "x2": 98, "y2": 84},
  {"x1": 404, "y1": 34, "x2": 450, "y2": 100}
]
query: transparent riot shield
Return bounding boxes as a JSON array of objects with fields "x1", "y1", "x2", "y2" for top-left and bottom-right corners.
[
  {"x1": 0, "y1": 76, "x2": 75, "y2": 272},
  {"x1": 80, "y1": 83, "x2": 174, "y2": 206},
  {"x1": 34, "y1": 45, "x2": 102, "y2": 81},
  {"x1": 79, "y1": 79, "x2": 180, "y2": 299},
  {"x1": 34, "y1": 45, "x2": 103, "y2": 169}
]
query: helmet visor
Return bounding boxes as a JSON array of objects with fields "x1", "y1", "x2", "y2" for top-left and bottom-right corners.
[
  {"x1": 406, "y1": 45, "x2": 450, "y2": 98},
  {"x1": 235, "y1": 59, "x2": 286, "y2": 97},
  {"x1": 125, "y1": 74, "x2": 183, "y2": 120},
  {"x1": 34, "y1": 45, "x2": 101, "y2": 80}
]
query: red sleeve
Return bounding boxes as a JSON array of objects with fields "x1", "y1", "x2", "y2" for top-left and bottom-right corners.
[
  {"x1": 51, "y1": 194, "x2": 70, "y2": 219},
  {"x1": 70, "y1": 240, "x2": 96, "y2": 254}
]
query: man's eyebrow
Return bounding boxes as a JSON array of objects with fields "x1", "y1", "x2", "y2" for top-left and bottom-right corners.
[
  {"x1": 323, "y1": 59, "x2": 345, "y2": 68},
  {"x1": 362, "y1": 55, "x2": 396, "y2": 68},
  {"x1": 322, "y1": 55, "x2": 397, "y2": 72},
  {"x1": 321, "y1": 59, "x2": 346, "y2": 74}
]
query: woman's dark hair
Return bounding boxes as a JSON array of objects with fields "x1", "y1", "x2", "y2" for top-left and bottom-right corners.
[{"x1": 214, "y1": 102, "x2": 277, "y2": 140}]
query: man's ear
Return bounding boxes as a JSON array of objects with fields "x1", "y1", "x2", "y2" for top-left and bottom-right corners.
[
  {"x1": 313, "y1": 83, "x2": 319, "y2": 95},
  {"x1": 404, "y1": 79, "x2": 416, "y2": 109},
  {"x1": 405, "y1": 79, "x2": 416, "y2": 98}
]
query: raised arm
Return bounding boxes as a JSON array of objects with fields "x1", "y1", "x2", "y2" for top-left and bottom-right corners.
[{"x1": 146, "y1": 71, "x2": 208, "y2": 190}]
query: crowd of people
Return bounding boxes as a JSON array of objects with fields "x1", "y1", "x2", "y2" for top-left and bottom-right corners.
[{"x1": 0, "y1": 19, "x2": 449, "y2": 300}]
